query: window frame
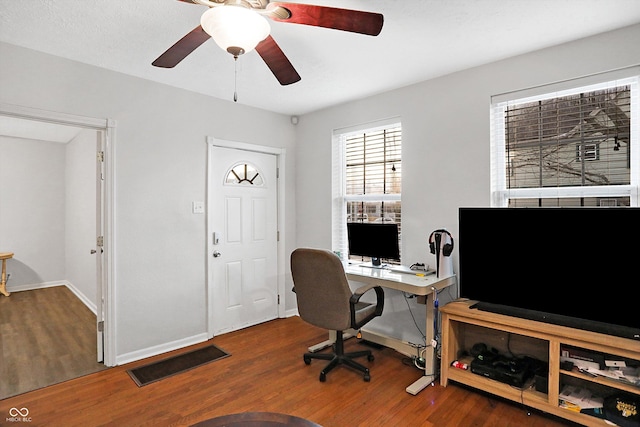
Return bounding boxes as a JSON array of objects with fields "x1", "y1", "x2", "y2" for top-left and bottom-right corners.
[
  {"x1": 332, "y1": 119, "x2": 402, "y2": 262},
  {"x1": 490, "y1": 68, "x2": 639, "y2": 207}
]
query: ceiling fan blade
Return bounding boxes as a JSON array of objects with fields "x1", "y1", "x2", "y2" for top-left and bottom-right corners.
[
  {"x1": 267, "y1": 2, "x2": 383, "y2": 36},
  {"x1": 255, "y1": 35, "x2": 301, "y2": 86},
  {"x1": 152, "y1": 25, "x2": 210, "y2": 68}
]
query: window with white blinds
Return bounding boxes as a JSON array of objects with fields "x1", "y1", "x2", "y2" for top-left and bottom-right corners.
[
  {"x1": 491, "y1": 70, "x2": 639, "y2": 207},
  {"x1": 332, "y1": 121, "x2": 402, "y2": 263}
]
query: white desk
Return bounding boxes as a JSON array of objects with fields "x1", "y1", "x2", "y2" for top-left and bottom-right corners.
[{"x1": 310, "y1": 262, "x2": 456, "y2": 395}]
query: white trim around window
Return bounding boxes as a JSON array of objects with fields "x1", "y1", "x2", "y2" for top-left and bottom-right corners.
[{"x1": 490, "y1": 67, "x2": 640, "y2": 207}]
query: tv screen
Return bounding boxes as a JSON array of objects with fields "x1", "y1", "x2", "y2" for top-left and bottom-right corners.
[
  {"x1": 458, "y1": 207, "x2": 640, "y2": 341},
  {"x1": 347, "y1": 222, "x2": 400, "y2": 266}
]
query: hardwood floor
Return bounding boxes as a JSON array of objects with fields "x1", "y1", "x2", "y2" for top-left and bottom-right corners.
[
  {"x1": 0, "y1": 316, "x2": 578, "y2": 427},
  {"x1": 0, "y1": 286, "x2": 107, "y2": 399}
]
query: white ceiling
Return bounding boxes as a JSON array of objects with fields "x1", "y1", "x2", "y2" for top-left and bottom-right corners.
[{"x1": 1, "y1": 0, "x2": 640, "y2": 116}]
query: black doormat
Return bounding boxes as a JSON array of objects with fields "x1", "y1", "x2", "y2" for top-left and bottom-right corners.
[{"x1": 127, "y1": 344, "x2": 230, "y2": 387}]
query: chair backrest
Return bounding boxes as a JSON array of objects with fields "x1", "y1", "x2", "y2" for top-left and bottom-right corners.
[{"x1": 290, "y1": 248, "x2": 353, "y2": 332}]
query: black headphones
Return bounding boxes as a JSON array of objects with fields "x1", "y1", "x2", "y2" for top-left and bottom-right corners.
[{"x1": 429, "y1": 229, "x2": 454, "y2": 257}]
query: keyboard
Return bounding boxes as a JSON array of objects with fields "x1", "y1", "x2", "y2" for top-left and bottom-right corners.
[{"x1": 387, "y1": 265, "x2": 434, "y2": 275}]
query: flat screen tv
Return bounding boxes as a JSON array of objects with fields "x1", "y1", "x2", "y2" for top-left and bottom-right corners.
[
  {"x1": 458, "y1": 207, "x2": 640, "y2": 341},
  {"x1": 347, "y1": 222, "x2": 400, "y2": 266}
]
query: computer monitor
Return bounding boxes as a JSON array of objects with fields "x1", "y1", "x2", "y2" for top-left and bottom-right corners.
[{"x1": 347, "y1": 222, "x2": 400, "y2": 266}]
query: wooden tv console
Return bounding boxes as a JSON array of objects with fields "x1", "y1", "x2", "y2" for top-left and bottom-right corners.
[{"x1": 440, "y1": 300, "x2": 640, "y2": 427}]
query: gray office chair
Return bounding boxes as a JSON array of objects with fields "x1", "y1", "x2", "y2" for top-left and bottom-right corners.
[{"x1": 290, "y1": 248, "x2": 384, "y2": 382}]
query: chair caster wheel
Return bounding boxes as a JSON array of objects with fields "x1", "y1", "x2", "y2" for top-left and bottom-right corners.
[
  {"x1": 319, "y1": 373, "x2": 326, "y2": 382},
  {"x1": 303, "y1": 356, "x2": 311, "y2": 365},
  {"x1": 364, "y1": 374, "x2": 371, "y2": 382},
  {"x1": 367, "y1": 354, "x2": 374, "y2": 362}
]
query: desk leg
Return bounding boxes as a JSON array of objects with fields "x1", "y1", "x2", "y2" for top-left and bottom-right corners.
[
  {"x1": 0, "y1": 259, "x2": 10, "y2": 297},
  {"x1": 308, "y1": 330, "x2": 355, "y2": 353},
  {"x1": 308, "y1": 331, "x2": 335, "y2": 353},
  {"x1": 406, "y1": 287, "x2": 437, "y2": 395},
  {"x1": 406, "y1": 375, "x2": 435, "y2": 395}
]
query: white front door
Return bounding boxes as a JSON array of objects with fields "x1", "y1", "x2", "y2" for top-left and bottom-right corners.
[{"x1": 207, "y1": 143, "x2": 279, "y2": 336}]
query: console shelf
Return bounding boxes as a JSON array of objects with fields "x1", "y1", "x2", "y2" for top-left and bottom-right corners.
[{"x1": 440, "y1": 300, "x2": 640, "y2": 427}]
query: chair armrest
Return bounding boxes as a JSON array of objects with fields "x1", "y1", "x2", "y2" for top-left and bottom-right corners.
[
  {"x1": 350, "y1": 285, "x2": 384, "y2": 308},
  {"x1": 349, "y1": 285, "x2": 384, "y2": 328},
  {"x1": 352, "y1": 283, "x2": 379, "y2": 296}
]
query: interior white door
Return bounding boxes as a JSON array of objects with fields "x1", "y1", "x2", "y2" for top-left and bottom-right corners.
[
  {"x1": 95, "y1": 130, "x2": 105, "y2": 362},
  {"x1": 208, "y1": 145, "x2": 279, "y2": 336}
]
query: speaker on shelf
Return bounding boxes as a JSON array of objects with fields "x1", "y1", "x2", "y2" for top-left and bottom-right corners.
[{"x1": 534, "y1": 374, "x2": 548, "y2": 393}]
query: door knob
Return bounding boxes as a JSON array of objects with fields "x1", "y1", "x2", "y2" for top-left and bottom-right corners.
[
  {"x1": 213, "y1": 251, "x2": 222, "y2": 257},
  {"x1": 90, "y1": 249, "x2": 97, "y2": 254}
]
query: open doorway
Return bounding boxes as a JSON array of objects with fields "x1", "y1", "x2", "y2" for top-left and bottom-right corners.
[{"x1": 0, "y1": 105, "x2": 114, "y2": 397}]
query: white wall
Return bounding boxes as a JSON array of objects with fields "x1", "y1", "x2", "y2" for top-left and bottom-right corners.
[
  {"x1": 0, "y1": 136, "x2": 66, "y2": 285},
  {"x1": 296, "y1": 23, "x2": 640, "y2": 273},
  {"x1": 0, "y1": 42, "x2": 298, "y2": 364},
  {"x1": 1, "y1": 23, "x2": 638, "y2": 364},
  {"x1": 293, "y1": 24, "x2": 640, "y2": 341},
  {"x1": 0, "y1": 129, "x2": 101, "y2": 310}
]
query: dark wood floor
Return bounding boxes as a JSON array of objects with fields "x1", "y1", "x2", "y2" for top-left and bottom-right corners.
[
  {"x1": 0, "y1": 315, "x2": 578, "y2": 427},
  {"x1": 0, "y1": 286, "x2": 107, "y2": 399}
]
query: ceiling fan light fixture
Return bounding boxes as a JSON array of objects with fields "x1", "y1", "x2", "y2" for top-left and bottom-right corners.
[{"x1": 201, "y1": 6, "x2": 271, "y2": 57}]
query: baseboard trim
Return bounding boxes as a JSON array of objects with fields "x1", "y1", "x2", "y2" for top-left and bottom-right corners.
[
  {"x1": 65, "y1": 282, "x2": 97, "y2": 314},
  {"x1": 7, "y1": 280, "x2": 68, "y2": 293},
  {"x1": 7, "y1": 281, "x2": 97, "y2": 315},
  {"x1": 285, "y1": 309, "x2": 299, "y2": 318},
  {"x1": 115, "y1": 333, "x2": 209, "y2": 366}
]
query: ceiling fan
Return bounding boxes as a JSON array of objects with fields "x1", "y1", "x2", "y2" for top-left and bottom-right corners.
[{"x1": 152, "y1": 0, "x2": 384, "y2": 86}]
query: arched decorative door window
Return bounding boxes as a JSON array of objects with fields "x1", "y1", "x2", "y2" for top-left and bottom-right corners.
[{"x1": 225, "y1": 162, "x2": 265, "y2": 186}]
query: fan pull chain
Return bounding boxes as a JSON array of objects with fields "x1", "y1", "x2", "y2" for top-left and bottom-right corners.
[{"x1": 233, "y1": 56, "x2": 238, "y2": 103}]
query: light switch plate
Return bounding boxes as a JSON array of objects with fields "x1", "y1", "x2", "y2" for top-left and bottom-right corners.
[{"x1": 192, "y1": 201, "x2": 205, "y2": 214}]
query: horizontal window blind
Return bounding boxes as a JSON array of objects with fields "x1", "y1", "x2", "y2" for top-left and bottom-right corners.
[
  {"x1": 345, "y1": 126, "x2": 402, "y2": 197},
  {"x1": 333, "y1": 122, "x2": 402, "y2": 262},
  {"x1": 506, "y1": 86, "x2": 630, "y2": 189},
  {"x1": 491, "y1": 71, "x2": 639, "y2": 207}
]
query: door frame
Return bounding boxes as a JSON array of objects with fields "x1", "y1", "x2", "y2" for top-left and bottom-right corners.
[
  {"x1": 0, "y1": 102, "x2": 116, "y2": 366},
  {"x1": 206, "y1": 136, "x2": 286, "y2": 338}
]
